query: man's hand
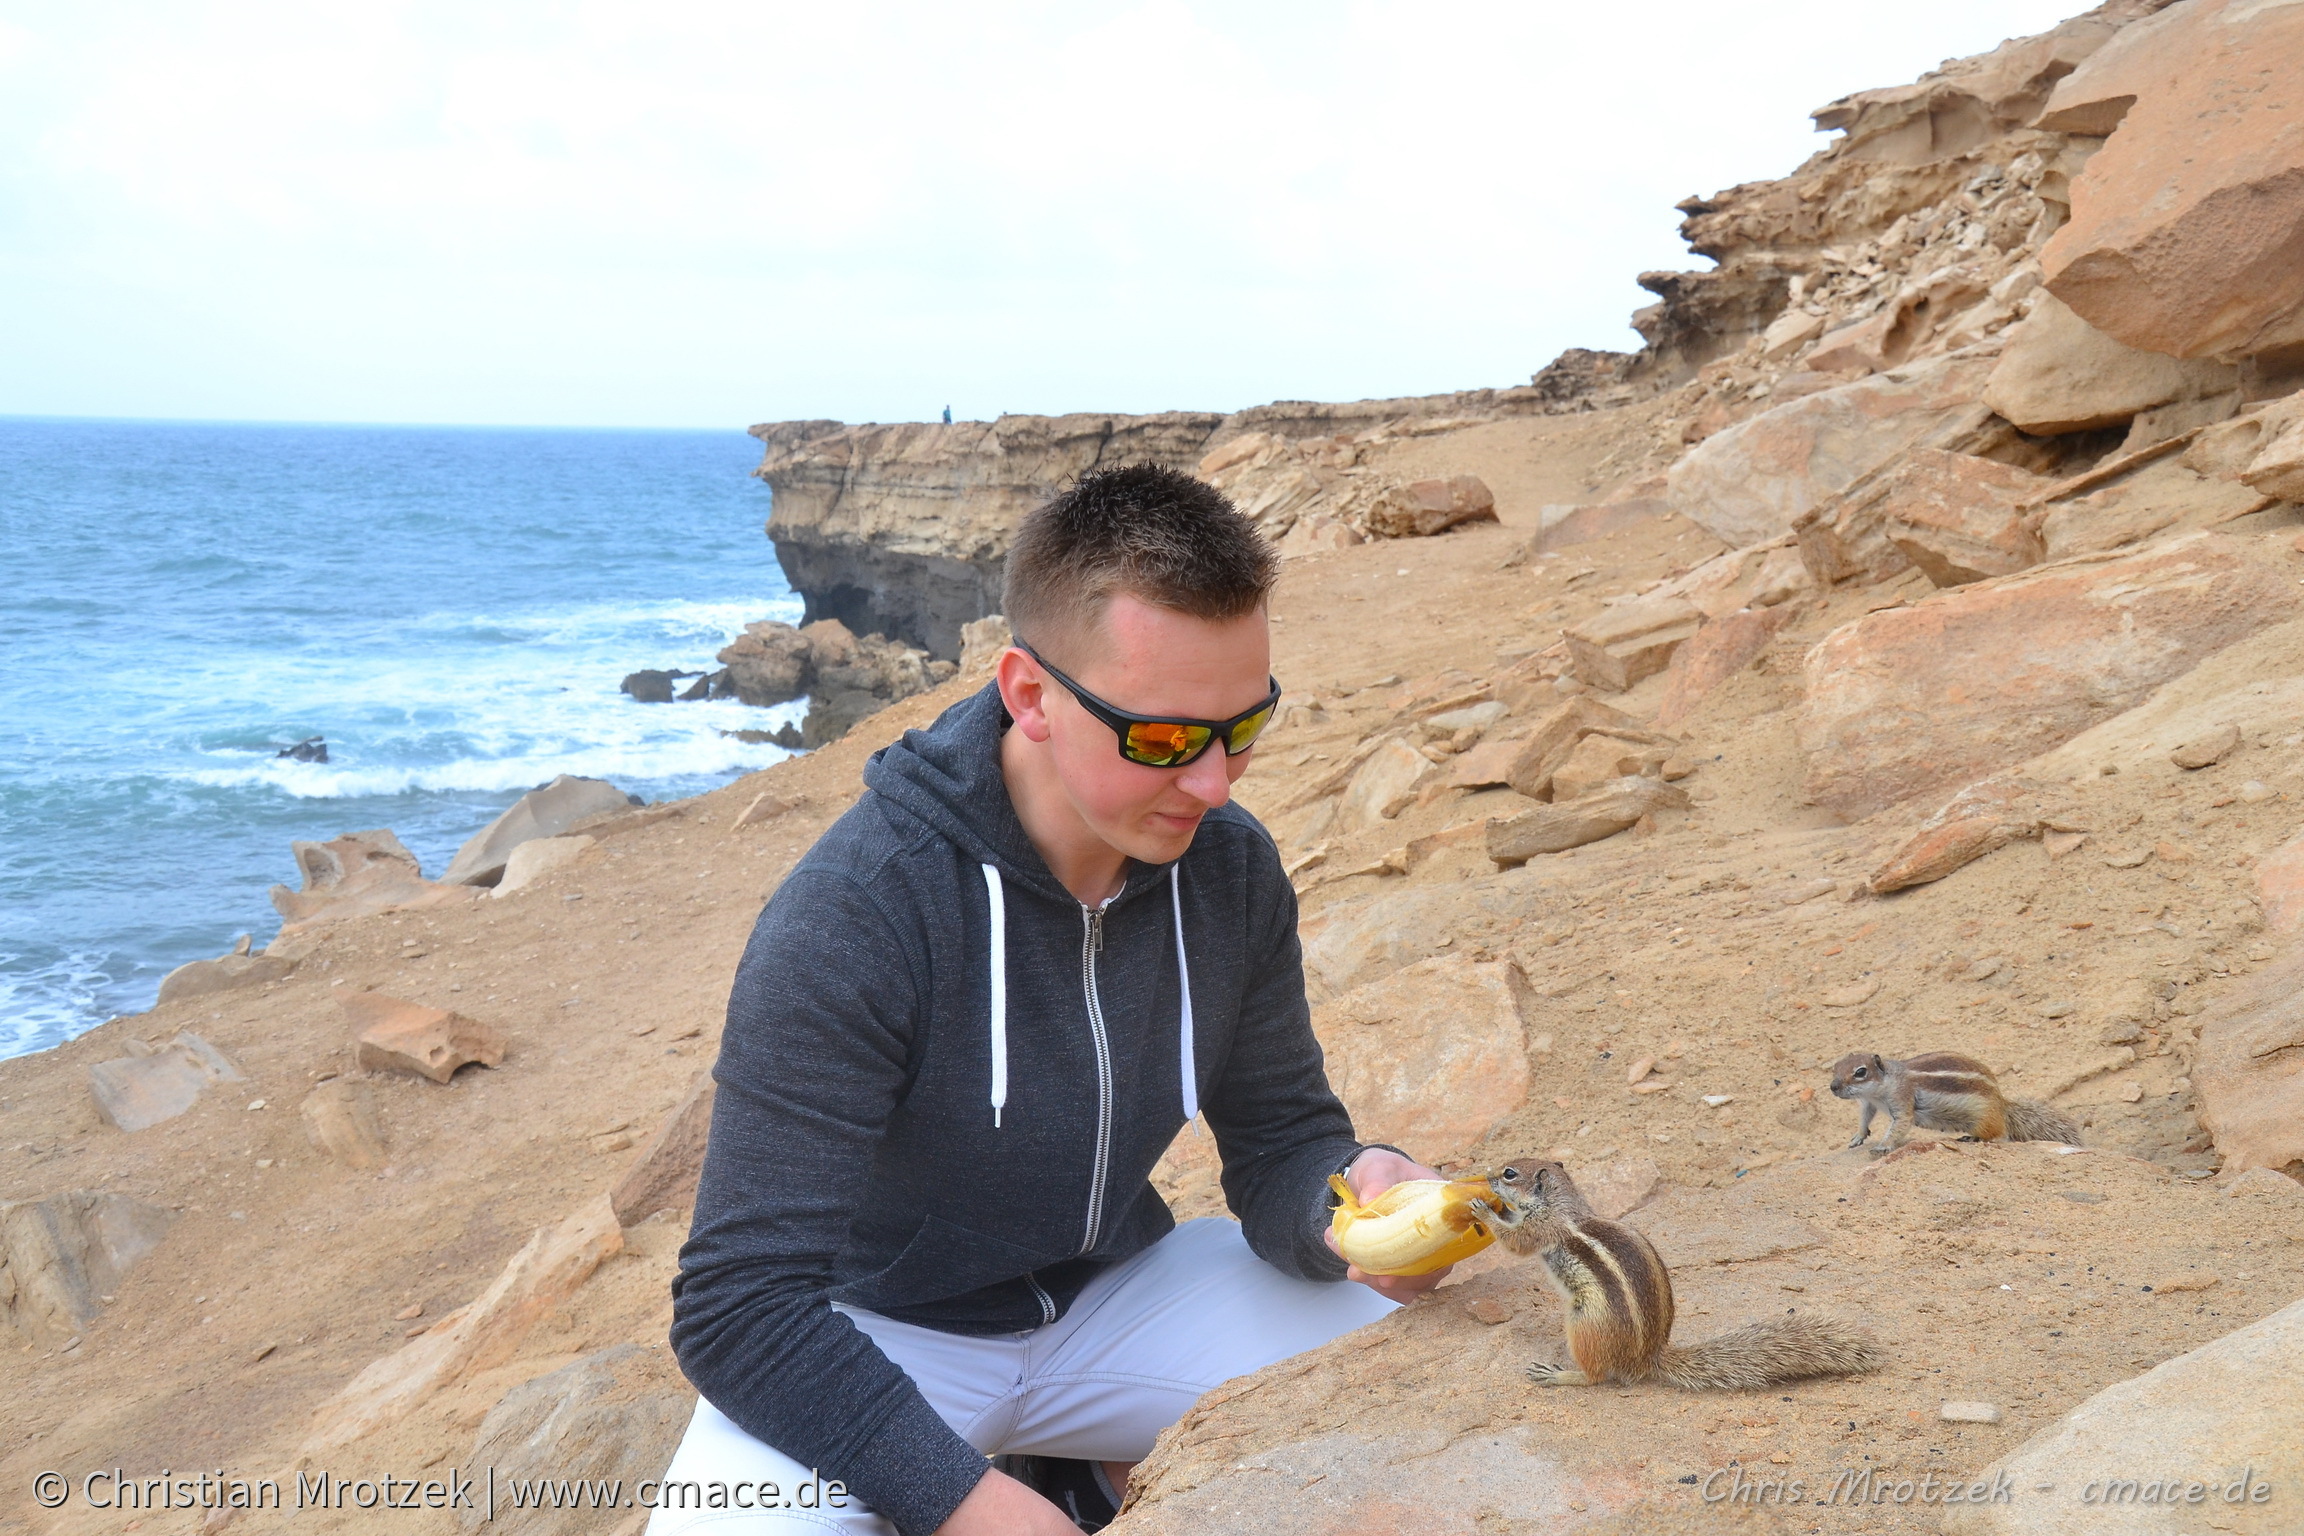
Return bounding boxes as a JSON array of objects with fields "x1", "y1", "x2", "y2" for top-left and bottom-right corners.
[
  {"x1": 935, "y1": 1469, "x2": 1080, "y2": 1536},
  {"x1": 1323, "y1": 1146, "x2": 1458, "y2": 1303}
]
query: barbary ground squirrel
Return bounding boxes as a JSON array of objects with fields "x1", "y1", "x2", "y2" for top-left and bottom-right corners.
[
  {"x1": 1474, "y1": 1159, "x2": 1886, "y2": 1391},
  {"x1": 1829, "y1": 1051, "x2": 2081, "y2": 1154}
]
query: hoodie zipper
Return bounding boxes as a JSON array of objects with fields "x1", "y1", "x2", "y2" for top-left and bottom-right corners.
[
  {"x1": 1078, "y1": 902, "x2": 1115, "y2": 1255},
  {"x1": 1025, "y1": 1273, "x2": 1057, "y2": 1326}
]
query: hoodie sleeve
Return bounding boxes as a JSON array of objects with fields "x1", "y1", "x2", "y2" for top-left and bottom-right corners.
[
  {"x1": 1200, "y1": 840, "x2": 1367, "y2": 1281},
  {"x1": 670, "y1": 868, "x2": 987, "y2": 1536}
]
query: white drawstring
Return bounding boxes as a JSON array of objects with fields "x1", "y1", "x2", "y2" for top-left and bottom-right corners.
[
  {"x1": 983, "y1": 863, "x2": 1007, "y2": 1128},
  {"x1": 1171, "y1": 865, "x2": 1199, "y2": 1129}
]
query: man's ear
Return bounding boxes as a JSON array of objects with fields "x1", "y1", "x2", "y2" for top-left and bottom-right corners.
[{"x1": 995, "y1": 647, "x2": 1054, "y2": 744}]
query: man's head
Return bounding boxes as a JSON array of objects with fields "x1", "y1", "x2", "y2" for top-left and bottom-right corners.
[{"x1": 996, "y1": 464, "x2": 1278, "y2": 872}]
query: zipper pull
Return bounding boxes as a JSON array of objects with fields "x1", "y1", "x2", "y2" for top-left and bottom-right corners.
[{"x1": 1087, "y1": 909, "x2": 1104, "y2": 954}]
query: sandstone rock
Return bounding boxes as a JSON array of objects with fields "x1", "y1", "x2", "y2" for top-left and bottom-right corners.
[
  {"x1": 492, "y1": 834, "x2": 594, "y2": 896},
  {"x1": 1563, "y1": 596, "x2": 1703, "y2": 692},
  {"x1": 1498, "y1": 696, "x2": 1655, "y2": 800},
  {"x1": 460, "y1": 1344, "x2": 692, "y2": 1536},
  {"x1": 2194, "y1": 950, "x2": 2304, "y2": 1177},
  {"x1": 732, "y1": 791, "x2": 795, "y2": 830},
  {"x1": 1578, "y1": 1156, "x2": 1663, "y2": 1220},
  {"x1": 2240, "y1": 413, "x2": 2304, "y2": 503},
  {"x1": 1655, "y1": 606, "x2": 1790, "y2": 729},
  {"x1": 1311, "y1": 956, "x2": 1531, "y2": 1166},
  {"x1": 609, "y1": 1071, "x2": 716, "y2": 1227},
  {"x1": 1982, "y1": 293, "x2": 2240, "y2": 436},
  {"x1": 344, "y1": 994, "x2": 507, "y2": 1084},
  {"x1": 1276, "y1": 514, "x2": 1366, "y2": 556},
  {"x1": 154, "y1": 949, "x2": 292, "y2": 1006},
  {"x1": 303, "y1": 1193, "x2": 624, "y2": 1453},
  {"x1": 957, "y1": 613, "x2": 1012, "y2": 673},
  {"x1": 1337, "y1": 740, "x2": 1430, "y2": 829},
  {"x1": 1665, "y1": 352, "x2": 1998, "y2": 548},
  {"x1": 271, "y1": 828, "x2": 469, "y2": 929},
  {"x1": 300, "y1": 1080, "x2": 386, "y2": 1170},
  {"x1": 2263, "y1": 833, "x2": 2304, "y2": 936},
  {"x1": 87, "y1": 1031, "x2": 245, "y2": 1133},
  {"x1": 1361, "y1": 476, "x2": 1497, "y2": 539},
  {"x1": 1806, "y1": 262, "x2": 1994, "y2": 376},
  {"x1": 1487, "y1": 777, "x2": 1691, "y2": 866},
  {"x1": 1940, "y1": 1293, "x2": 2304, "y2": 1536},
  {"x1": 0, "y1": 1192, "x2": 176, "y2": 1348},
  {"x1": 1547, "y1": 732, "x2": 1675, "y2": 801},
  {"x1": 1530, "y1": 498, "x2": 1664, "y2": 553},
  {"x1": 1868, "y1": 778, "x2": 2082, "y2": 895},
  {"x1": 714, "y1": 621, "x2": 813, "y2": 706},
  {"x1": 1798, "y1": 533, "x2": 2303, "y2": 819},
  {"x1": 442, "y1": 777, "x2": 633, "y2": 888},
  {"x1": 2036, "y1": 0, "x2": 2304, "y2": 363},
  {"x1": 1797, "y1": 447, "x2": 2052, "y2": 588},
  {"x1": 2169, "y1": 722, "x2": 2241, "y2": 770}
]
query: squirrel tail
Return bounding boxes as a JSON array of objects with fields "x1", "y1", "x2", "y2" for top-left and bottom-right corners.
[
  {"x1": 2005, "y1": 1097, "x2": 2084, "y2": 1145},
  {"x1": 1650, "y1": 1316, "x2": 1887, "y2": 1391}
]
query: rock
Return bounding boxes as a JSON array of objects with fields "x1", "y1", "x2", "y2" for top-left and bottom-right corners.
[
  {"x1": 732, "y1": 791, "x2": 795, "y2": 829},
  {"x1": 609, "y1": 1071, "x2": 716, "y2": 1226},
  {"x1": 2223, "y1": 1167, "x2": 2304, "y2": 1203},
  {"x1": 801, "y1": 688, "x2": 889, "y2": 748},
  {"x1": 441, "y1": 777, "x2": 633, "y2": 888},
  {"x1": 1311, "y1": 955, "x2": 1531, "y2": 1168},
  {"x1": 1939, "y1": 1401, "x2": 2002, "y2": 1425},
  {"x1": 2241, "y1": 411, "x2": 2304, "y2": 503},
  {"x1": 1486, "y1": 777, "x2": 1691, "y2": 866},
  {"x1": 302, "y1": 1194, "x2": 624, "y2": 1453},
  {"x1": 155, "y1": 949, "x2": 292, "y2": 1006},
  {"x1": 1654, "y1": 605, "x2": 1790, "y2": 729},
  {"x1": 1563, "y1": 596, "x2": 1703, "y2": 692},
  {"x1": 1578, "y1": 1156, "x2": 1663, "y2": 1220},
  {"x1": 1868, "y1": 777, "x2": 2080, "y2": 895},
  {"x1": 1338, "y1": 740, "x2": 1431, "y2": 829},
  {"x1": 1547, "y1": 732, "x2": 1675, "y2": 801},
  {"x1": 276, "y1": 735, "x2": 328, "y2": 763},
  {"x1": 492, "y1": 835, "x2": 594, "y2": 896},
  {"x1": 270, "y1": 828, "x2": 469, "y2": 930},
  {"x1": 1798, "y1": 533, "x2": 2303, "y2": 819},
  {"x1": 1939, "y1": 1294, "x2": 2304, "y2": 1536},
  {"x1": 2036, "y1": 0, "x2": 2304, "y2": 363},
  {"x1": 715, "y1": 621, "x2": 814, "y2": 706},
  {"x1": 1530, "y1": 498, "x2": 1665, "y2": 553},
  {"x1": 2263, "y1": 833, "x2": 2304, "y2": 936},
  {"x1": 300, "y1": 1080, "x2": 387, "y2": 1169},
  {"x1": 343, "y1": 994, "x2": 508, "y2": 1084},
  {"x1": 2193, "y1": 949, "x2": 2304, "y2": 1176},
  {"x1": 1360, "y1": 476, "x2": 1498, "y2": 539},
  {"x1": 460, "y1": 1344, "x2": 691, "y2": 1536},
  {"x1": 1664, "y1": 352, "x2": 1999, "y2": 548},
  {"x1": 1796, "y1": 448, "x2": 2052, "y2": 589},
  {"x1": 958, "y1": 613, "x2": 1012, "y2": 673},
  {"x1": 1498, "y1": 696, "x2": 1656, "y2": 800},
  {"x1": 1820, "y1": 978, "x2": 1880, "y2": 1008},
  {"x1": 87, "y1": 1032, "x2": 245, "y2": 1133},
  {"x1": 1982, "y1": 293, "x2": 2240, "y2": 436},
  {"x1": 2169, "y1": 722, "x2": 2242, "y2": 770},
  {"x1": 0, "y1": 1192, "x2": 176, "y2": 1348},
  {"x1": 618, "y1": 670, "x2": 679, "y2": 704}
]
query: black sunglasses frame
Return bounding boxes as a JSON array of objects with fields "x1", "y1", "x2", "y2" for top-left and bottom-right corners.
[{"x1": 1015, "y1": 640, "x2": 1282, "y2": 768}]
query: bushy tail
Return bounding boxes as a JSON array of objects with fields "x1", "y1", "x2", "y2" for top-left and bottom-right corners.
[
  {"x1": 2006, "y1": 1097, "x2": 2083, "y2": 1145},
  {"x1": 1650, "y1": 1316, "x2": 1887, "y2": 1391}
]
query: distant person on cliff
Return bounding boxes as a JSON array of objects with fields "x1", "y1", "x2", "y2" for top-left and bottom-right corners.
[
  {"x1": 657, "y1": 464, "x2": 1455, "y2": 1536},
  {"x1": 942, "y1": 404, "x2": 952, "y2": 424}
]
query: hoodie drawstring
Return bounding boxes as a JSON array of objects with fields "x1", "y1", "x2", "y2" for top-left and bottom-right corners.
[
  {"x1": 979, "y1": 862, "x2": 1198, "y2": 1130},
  {"x1": 983, "y1": 864, "x2": 1007, "y2": 1128}
]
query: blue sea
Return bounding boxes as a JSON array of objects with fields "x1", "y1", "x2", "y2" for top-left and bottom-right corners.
[{"x1": 0, "y1": 418, "x2": 804, "y2": 1060}]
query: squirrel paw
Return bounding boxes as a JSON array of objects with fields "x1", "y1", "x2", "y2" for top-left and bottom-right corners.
[
  {"x1": 1527, "y1": 1362, "x2": 1592, "y2": 1388},
  {"x1": 1845, "y1": 1135, "x2": 1869, "y2": 1149}
]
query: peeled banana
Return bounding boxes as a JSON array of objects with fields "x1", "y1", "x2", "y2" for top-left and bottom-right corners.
[{"x1": 1327, "y1": 1174, "x2": 1496, "y2": 1276}]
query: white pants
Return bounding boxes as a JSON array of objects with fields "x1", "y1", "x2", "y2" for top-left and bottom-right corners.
[{"x1": 646, "y1": 1218, "x2": 1394, "y2": 1534}]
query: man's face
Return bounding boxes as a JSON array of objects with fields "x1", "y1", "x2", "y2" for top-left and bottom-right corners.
[{"x1": 1002, "y1": 593, "x2": 1271, "y2": 868}]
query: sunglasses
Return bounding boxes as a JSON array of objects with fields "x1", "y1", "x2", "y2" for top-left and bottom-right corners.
[{"x1": 1016, "y1": 640, "x2": 1282, "y2": 768}]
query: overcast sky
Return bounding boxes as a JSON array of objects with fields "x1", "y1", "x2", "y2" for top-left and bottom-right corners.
[{"x1": 0, "y1": 1, "x2": 2087, "y2": 429}]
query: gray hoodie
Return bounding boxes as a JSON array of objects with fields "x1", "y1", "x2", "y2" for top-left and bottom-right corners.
[{"x1": 670, "y1": 683, "x2": 1376, "y2": 1535}]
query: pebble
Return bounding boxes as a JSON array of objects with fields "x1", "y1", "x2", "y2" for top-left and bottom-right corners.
[
  {"x1": 2239, "y1": 780, "x2": 2274, "y2": 803},
  {"x1": 1940, "y1": 1401, "x2": 2002, "y2": 1424}
]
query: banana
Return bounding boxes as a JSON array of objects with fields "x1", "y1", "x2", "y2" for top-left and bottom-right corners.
[{"x1": 1327, "y1": 1174, "x2": 1496, "y2": 1276}]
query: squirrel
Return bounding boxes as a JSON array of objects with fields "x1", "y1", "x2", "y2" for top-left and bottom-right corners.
[
  {"x1": 1828, "y1": 1051, "x2": 2081, "y2": 1154},
  {"x1": 1472, "y1": 1159, "x2": 1886, "y2": 1391}
]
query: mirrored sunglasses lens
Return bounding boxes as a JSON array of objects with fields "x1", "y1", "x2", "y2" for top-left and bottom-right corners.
[
  {"x1": 1225, "y1": 702, "x2": 1276, "y2": 754},
  {"x1": 1124, "y1": 721, "x2": 1212, "y2": 766}
]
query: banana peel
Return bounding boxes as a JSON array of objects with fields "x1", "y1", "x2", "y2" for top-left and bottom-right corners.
[{"x1": 1327, "y1": 1174, "x2": 1496, "y2": 1276}]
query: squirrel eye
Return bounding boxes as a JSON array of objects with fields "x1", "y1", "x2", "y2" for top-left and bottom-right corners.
[{"x1": 1501, "y1": 1166, "x2": 1519, "y2": 1180}]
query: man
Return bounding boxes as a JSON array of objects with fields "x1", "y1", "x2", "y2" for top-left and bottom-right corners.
[{"x1": 659, "y1": 465, "x2": 1456, "y2": 1536}]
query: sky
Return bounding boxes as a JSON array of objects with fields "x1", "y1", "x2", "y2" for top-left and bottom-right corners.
[{"x1": 0, "y1": 1, "x2": 2090, "y2": 430}]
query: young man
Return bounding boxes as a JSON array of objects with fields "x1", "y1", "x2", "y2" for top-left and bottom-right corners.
[{"x1": 658, "y1": 465, "x2": 1455, "y2": 1536}]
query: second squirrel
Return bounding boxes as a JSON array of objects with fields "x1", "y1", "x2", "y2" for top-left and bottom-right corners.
[
  {"x1": 1829, "y1": 1051, "x2": 2081, "y2": 1154},
  {"x1": 1474, "y1": 1158, "x2": 1885, "y2": 1390}
]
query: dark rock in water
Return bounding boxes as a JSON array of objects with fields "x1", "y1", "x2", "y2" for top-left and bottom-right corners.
[
  {"x1": 802, "y1": 688, "x2": 887, "y2": 748},
  {"x1": 277, "y1": 736, "x2": 329, "y2": 763},
  {"x1": 707, "y1": 667, "x2": 737, "y2": 699},
  {"x1": 719, "y1": 724, "x2": 807, "y2": 750},
  {"x1": 620, "y1": 670, "x2": 678, "y2": 703},
  {"x1": 775, "y1": 723, "x2": 803, "y2": 749},
  {"x1": 677, "y1": 674, "x2": 712, "y2": 701}
]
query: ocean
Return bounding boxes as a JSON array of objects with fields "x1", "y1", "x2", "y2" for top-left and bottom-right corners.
[{"x1": 0, "y1": 418, "x2": 803, "y2": 1061}]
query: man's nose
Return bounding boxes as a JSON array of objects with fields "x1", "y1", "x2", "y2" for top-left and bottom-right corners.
[{"x1": 1175, "y1": 746, "x2": 1233, "y2": 809}]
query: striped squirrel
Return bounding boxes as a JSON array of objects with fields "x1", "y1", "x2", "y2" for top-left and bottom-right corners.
[
  {"x1": 1473, "y1": 1159, "x2": 1885, "y2": 1391},
  {"x1": 1829, "y1": 1051, "x2": 2081, "y2": 1154}
]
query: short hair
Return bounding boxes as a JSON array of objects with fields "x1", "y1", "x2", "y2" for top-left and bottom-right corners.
[{"x1": 1002, "y1": 464, "x2": 1278, "y2": 660}]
